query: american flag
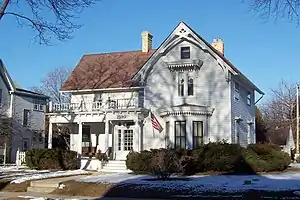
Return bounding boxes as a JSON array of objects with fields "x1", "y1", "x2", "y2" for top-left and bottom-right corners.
[{"x1": 151, "y1": 112, "x2": 163, "y2": 132}]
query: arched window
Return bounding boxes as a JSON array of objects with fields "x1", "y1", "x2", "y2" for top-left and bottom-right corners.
[
  {"x1": 188, "y1": 77, "x2": 194, "y2": 96},
  {"x1": 178, "y1": 72, "x2": 184, "y2": 96},
  {"x1": 178, "y1": 78, "x2": 184, "y2": 96}
]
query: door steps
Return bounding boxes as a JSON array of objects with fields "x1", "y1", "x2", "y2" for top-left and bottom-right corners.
[{"x1": 101, "y1": 160, "x2": 132, "y2": 173}]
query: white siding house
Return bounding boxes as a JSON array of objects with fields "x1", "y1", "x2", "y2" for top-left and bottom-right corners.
[
  {"x1": 0, "y1": 60, "x2": 49, "y2": 162},
  {"x1": 47, "y1": 22, "x2": 264, "y2": 170}
]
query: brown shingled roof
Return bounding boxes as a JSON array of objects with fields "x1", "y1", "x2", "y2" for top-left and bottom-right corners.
[{"x1": 61, "y1": 50, "x2": 155, "y2": 91}]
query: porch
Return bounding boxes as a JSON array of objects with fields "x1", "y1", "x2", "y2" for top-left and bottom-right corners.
[{"x1": 47, "y1": 110, "x2": 147, "y2": 169}]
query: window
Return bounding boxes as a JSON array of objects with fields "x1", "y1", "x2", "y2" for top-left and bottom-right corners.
[
  {"x1": 22, "y1": 139, "x2": 29, "y2": 151},
  {"x1": 188, "y1": 77, "x2": 194, "y2": 96},
  {"x1": 193, "y1": 121, "x2": 203, "y2": 148},
  {"x1": 181, "y1": 47, "x2": 190, "y2": 59},
  {"x1": 175, "y1": 121, "x2": 186, "y2": 149},
  {"x1": 165, "y1": 122, "x2": 170, "y2": 148},
  {"x1": 247, "y1": 92, "x2": 251, "y2": 105},
  {"x1": 82, "y1": 125, "x2": 91, "y2": 147},
  {"x1": 235, "y1": 82, "x2": 240, "y2": 100},
  {"x1": 33, "y1": 100, "x2": 44, "y2": 111},
  {"x1": 38, "y1": 132, "x2": 43, "y2": 143},
  {"x1": 23, "y1": 109, "x2": 30, "y2": 127},
  {"x1": 178, "y1": 72, "x2": 185, "y2": 96},
  {"x1": 33, "y1": 100, "x2": 39, "y2": 110}
]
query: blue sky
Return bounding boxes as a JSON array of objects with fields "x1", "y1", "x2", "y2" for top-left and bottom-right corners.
[{"x1": 0, "y1": 0, "x2": 299, "y2": 103}]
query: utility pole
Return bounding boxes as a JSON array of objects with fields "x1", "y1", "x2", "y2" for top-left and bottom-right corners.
[{"x1": 297, "y1": 85, "x2": 300, "y2": 157}]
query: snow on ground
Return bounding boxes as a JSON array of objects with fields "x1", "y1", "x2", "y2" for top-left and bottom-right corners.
[
  {"x1": 77, "y1": 171, "x2": 300, "y2": 192},
  {"x1": 11, "y1": 170, "x2": 90, "y2": 184}
]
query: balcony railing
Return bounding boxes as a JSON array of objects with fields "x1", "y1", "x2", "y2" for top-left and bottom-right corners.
[{"x1": 49, "y1": 98, "x2": 138, "y2": 113}]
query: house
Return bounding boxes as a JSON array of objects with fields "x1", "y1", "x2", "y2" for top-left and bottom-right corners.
[
  {"x1": 0, "y1": 60, "x2": 49, "y2": 163},
  {"x1": 47, "y1": 22, "x2": 264, "y2": 171}
]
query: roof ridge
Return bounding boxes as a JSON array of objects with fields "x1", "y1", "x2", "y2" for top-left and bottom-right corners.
[{"x1": 83, "y1": 49, "x2": 156, "y2": 57}]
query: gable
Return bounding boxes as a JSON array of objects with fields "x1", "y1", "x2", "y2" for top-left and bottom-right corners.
[{"x1": 132, "y1": 22, "x2": 263, "y2": 95}]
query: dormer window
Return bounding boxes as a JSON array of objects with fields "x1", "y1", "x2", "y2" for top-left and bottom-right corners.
[{"x1": 181, "y1": 47, "x2": 190, "y2": 59}]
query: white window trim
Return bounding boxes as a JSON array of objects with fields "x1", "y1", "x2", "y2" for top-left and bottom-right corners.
[
  {"x1": 234, "y1": 82, "x2": 240, "y2": 101},
  {"x1": 177, "y1": 71, "x2": 195, "y2": 97},
  {"x1": 33, "y1": 99, "x2": 44, "y2": 111},
  {"x1": 247, "y1": 92, "x2": 251, "y2": 106},
  {"x1": 181, "y1": 46, "x2": 191, "y2": 59}
]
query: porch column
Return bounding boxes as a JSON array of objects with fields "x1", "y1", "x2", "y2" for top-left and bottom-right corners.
[
  {"x1": 134, "y1": 119, "x2": 140, "y2": 151},
  {"x1": 105, "y1": 120, "x2": 109, "y2": 151},
  {"x1": 48, "y1": 122, "x2": 53, "y2": 149},
  {"x1": 78, "y1": 122, "x2": 82, "y2": 154}
]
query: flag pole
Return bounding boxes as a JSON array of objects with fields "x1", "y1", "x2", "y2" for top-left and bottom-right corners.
[{"x1": 296, "y1": 84, "x2": 300, "y2": 157}]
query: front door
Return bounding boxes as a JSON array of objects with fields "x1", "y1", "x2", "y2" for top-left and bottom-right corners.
[{"x1": 115, "y1": 126, "x2": 134, "y2": 160}]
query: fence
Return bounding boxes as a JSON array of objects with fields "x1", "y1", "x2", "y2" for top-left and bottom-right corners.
[{"x1": 16, "y1": 149, "x2": 26, "y2": 166}]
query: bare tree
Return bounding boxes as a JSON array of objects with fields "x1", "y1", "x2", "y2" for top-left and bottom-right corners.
[
  {"x1": 262, "y1": 80, "x2": 296, "y2": 126},
  {"x1": 0, "y1": 0, "x2": 99, "y2": 45},
  {"x1": 260, "y1": 80, "x2": 299, "y2": 144},
  {"x1": 32, "y1": 67, "x2": 71, "y2": 104},
  {"x1": 248, "y1": 0, "x2": 300, "y2": 25}
]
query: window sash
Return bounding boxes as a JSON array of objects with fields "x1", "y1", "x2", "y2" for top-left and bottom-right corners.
[
  {"x1": 175, "y1": 121, "x2": 186, "y2": 149},
  {"x1": 181, "y1": 47, "x2": 190, "y2": 59},
  {"x1": 193, "y1": 121, "x2": 203, "y2": 148},
  {"x1": 165, "y1": 122, "x2": 170, "y2": 148},
  {"x1": 235, "y1": 83, "x2": 240, "y2": 100},
  {"x1": 188, "y1": 77, "x2": 194, "y2": 96},
  {"x1": 23, "y1": 109, "x2": 30, "y2": 126},
  {"x1": 247, "y1": 92, "x2": 251, "y2": 105}
]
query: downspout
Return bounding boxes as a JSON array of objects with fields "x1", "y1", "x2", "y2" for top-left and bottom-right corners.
[{"x1": 9, "y1": 92, "x2": 14, "y2": 118}]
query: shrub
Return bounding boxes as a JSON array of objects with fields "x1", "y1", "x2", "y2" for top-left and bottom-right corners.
[
  {"x1": 244, "y1": 143, "x2": 291, "y2": 172},
  {"x1": 126, "y1": 150, "x2": 152, "y2": 174},
  {"x1": 150, "y1": 149, "x2": 180, "y2": 179},
  {"x1": 179, "y1": 155, "x2": 197, "y2": 175},
  {"x1": 201, "y1": 142, "x2": 244, "y2": 172},
  {"x1": 62, "y1": 150, "x2": 78, "y2": 170},
  {"x1": 25, "y1": 148, "x2": 78, "y2": 170},
  {"x1": 126, "y1": 142, "x2": 291, "y2": 175}
]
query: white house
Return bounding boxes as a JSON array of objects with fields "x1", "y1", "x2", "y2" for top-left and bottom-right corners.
[
  {"x1": 0, "y1": 60, "x2": 49, "y2": 163},
  {"x1": 47, "y1": 22, "x2": 264, "y2": 171}
]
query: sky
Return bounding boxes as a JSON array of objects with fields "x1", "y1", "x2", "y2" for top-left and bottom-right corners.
[{"x1": 0, "y1": 0, "x2": 299, "y2": 103}]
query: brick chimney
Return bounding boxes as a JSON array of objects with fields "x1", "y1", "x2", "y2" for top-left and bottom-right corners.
[
  {"x1": 141, "y1": 31, "x2": 153, "y2": 53},
  {"x1": 211, "y1": 39, "x2": 224, "y2": 55}
]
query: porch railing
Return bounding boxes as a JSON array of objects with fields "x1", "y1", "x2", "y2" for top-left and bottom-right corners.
[{"x1": 50, "y1": 98, "x2": 138, "y2": 112}]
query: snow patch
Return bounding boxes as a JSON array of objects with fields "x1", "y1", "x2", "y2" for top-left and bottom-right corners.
[
  {"x1": 11, "y1": 170, "x2": 90, "y2": 184},
  {"x1": 78, "y1": 171, "x2": 300, "y2": 192}
]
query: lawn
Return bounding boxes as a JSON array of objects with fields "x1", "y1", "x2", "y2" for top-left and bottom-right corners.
[{"x1": 50, "y1": 171, "x2": 300, "y2": 199}]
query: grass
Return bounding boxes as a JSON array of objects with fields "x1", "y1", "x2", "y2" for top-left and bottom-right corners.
[
  {"x1": 0, "y1": 179, "x2": 30, "y2": 192},
  {"x1": 50, "y1": 181, "x2": 300, "y2": 199}
]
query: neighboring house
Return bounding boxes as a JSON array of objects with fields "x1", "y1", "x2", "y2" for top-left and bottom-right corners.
[
  {"x1": 0, "y1": 60, "x2": 49, "y2": 163},
  {"x1": 47, "y1": 22, "x2": 264, "y2": 170}
]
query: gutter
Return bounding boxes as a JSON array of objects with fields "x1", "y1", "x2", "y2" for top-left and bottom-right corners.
[{"x1": 60, "y1": 86, "x2": 144, "y2": 93}]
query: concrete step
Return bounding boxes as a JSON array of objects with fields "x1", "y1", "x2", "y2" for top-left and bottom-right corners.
[
  {"x1": 107, "y1": 160, "x2": 126, "y2": 164},
  {"x1": 27, "y1": 186, "x2": 56, "y2": 193},
  {"x1": 101, "y1": 168, "x2": 132, "y2": 173},
  {"x1": 103, "y1": 166, "x2": 127, "y2": 170},
  {"x1": 107, "y1": 162, "x2": 126, "y2": 166}
]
